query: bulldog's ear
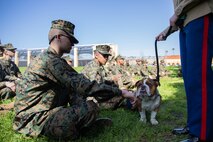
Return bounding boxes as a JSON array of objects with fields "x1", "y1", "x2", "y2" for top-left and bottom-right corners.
[
  {"x1": 156, "y1": 81, "x2": 159, "y2": 87},
  {"x1": 153, "y1": 79, "x2": 159, "y2": 87},
  {"x1": 135, "y1": 80, "x2": 143, "y2": 87}
]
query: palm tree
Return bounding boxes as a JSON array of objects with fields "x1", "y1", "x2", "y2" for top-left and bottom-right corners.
[
  {"x1": 172, "y1": 48, "x2": 175, "y2": 55},
  {"x1": 165, "y1": 50, "x2": 168, "y2": 56}
]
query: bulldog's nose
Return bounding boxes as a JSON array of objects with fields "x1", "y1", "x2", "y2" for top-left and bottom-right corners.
[{"x1": 141, "y1": 85, "x2": 146, "y2": 90}]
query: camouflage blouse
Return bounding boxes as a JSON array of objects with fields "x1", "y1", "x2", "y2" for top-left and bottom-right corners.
[
  {"x1": 81, "y1": 60, "x2": 106, "y2": 83},
  {"x1": 0, "y1": 58, "x2": 22, "y2": 81},
  {"x1": 13, "y1": 47, "x2": 121, "y2": 136},
  {"x1": 0, "y1": 65, "x2": 5, "y2": 89},
  {"x1": 81, "y1": 60, "x2": 114, "y2": 85}
]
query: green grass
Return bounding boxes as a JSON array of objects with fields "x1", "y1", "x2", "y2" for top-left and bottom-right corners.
[
  {"x1": 0, "y1": 67, "x2": 188, "y2": 142},
  {"x1": 19, "y1": 67, "x2": 26, "y2": 74}
]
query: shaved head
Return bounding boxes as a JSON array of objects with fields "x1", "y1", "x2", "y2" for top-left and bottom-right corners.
[
  {"x1": 48, "y1": 28, "x2": 74, "y2": 55},
  {"x1": 48, "y1": 29, "x2": 65, "y2": 42}
]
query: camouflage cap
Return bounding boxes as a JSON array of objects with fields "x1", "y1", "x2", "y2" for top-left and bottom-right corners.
[
  {"x1": 4, "y1": 43, "x2": 16, "y2": 51},
  {"x1": 50, "y1": 19, "x2": 79, "y2": 44},
  {"x1": 115, "y1": 55, "x2": 124, "y2": 61},
  {"x1": 95, "y1": 45, "x2": 111, "y2": 55}
]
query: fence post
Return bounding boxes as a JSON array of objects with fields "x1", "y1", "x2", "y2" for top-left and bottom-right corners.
[
  {"x1": 74, "y1": 47, "x2": 78, "y2": 67},
  {"x1": 27, "y1": 50, "x2": 31, "y2": 66},
  {"x1": 15, "y1": 51, "x2": 19, "y2": 67},
  {"x1": 92, "y1": 45, "x2": 96, "y2": 59}
]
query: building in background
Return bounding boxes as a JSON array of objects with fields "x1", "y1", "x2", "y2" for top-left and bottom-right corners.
[
  {"x1": 15, "y1": 43, "x2": 118, "y2": 67},
  {"x1": 164, "y1": 55, "x2": 181, "y2": 66}
]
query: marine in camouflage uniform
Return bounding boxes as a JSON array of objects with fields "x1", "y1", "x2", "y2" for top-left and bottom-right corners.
[
  {"x1": 0, "y1": 44, "x2": 4, "y2": 80},
  {"x1": 81, "y1": 45, "x2": 113, "y2": 84},
  {"x1": 104, "y1": 47, "x2": 116, "y2": 75},
  {"x1": 0, "y1": 65, "x2": 5, "y2": 87},
  {"x1": 0, "y1": 43, "x2": 22, "y2": 100},
  {"x1": 124, "y1": 59, "x2": 134, "y2": 75},
  {"x1": 81, "y1": 45, "x2": 123, "y2": 109},
  {"x1": 159, "y1": 59, "x2": 170, "y2": 76},
  {"x1": 0, "y1": 42, "x2": 4, "y2": 59},
  {"x1": 150, "y1": 60, "x2": 169, "y2": 77},
  {"x1": 13, "y1": 20, "x2": 132, "y2": 140},
  {"x1": 132, "y1": 59, "x2": 149, "y2": 78},
  {"x1": 177, "y1": 65, "x2": 182, "y2": 77},
  {"x1": 105, "y1": 56, "x2": 139, "y2": 109},
  {"x1": 109, "y1": 55, "x2": 135, "y2": 89}
]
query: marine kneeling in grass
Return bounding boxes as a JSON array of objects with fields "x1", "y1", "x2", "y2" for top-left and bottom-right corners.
[{"x1": 13, "y1": 19, "x2": 136, "y2": 141}]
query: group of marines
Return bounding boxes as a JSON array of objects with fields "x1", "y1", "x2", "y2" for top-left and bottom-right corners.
[{"x1": 0, "y1": 19, "x2": 170, "y2": 141}]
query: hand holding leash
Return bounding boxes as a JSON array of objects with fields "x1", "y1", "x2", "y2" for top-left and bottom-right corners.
[{"x1": 156, "y1": 14, "x2": 186, "y2": 41}]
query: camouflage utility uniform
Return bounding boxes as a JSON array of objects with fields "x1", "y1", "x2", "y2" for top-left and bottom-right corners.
[
  {"x1": 123, "y1": 60, "x2": 134, "y2": 76},
  {"x1": 0, "y1": 43, "x2": 4, "y2": 58},
  {"x1": 109, "y1": 63, "x2": 135, "y2": 89},
  {"x1": 81, "y1": 60, "x2": 114, "y2": 84},
  {"x1": 0, "y1": 58, "x2": 22, "y2": 100},
  {"x1": 13, "y1": 47, "x2": 122, "y2": 140},
  {"x1": 102, "y1": 51, "x2": 133, "y2": 89},
  {"x1": 81, "y1": 59, "x2": 122, "y2": 109},
  {"x1": 132, "y1": 60, "x2": 149, "y2": 77},
  {"x1": 104, "y1": 55, "x2": 116, "y2": 75},
  {"x1": 0, "y1": 65, "x2": 6, "y2": 89}
]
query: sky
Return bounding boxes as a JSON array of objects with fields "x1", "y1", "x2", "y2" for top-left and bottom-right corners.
[{"x1": 0, "y1": 0, "x2": 180, "y2": 57}]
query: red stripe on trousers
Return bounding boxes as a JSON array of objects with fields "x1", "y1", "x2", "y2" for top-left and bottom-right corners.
[{"x1": 200, "y1": 15, "x2": 208, "y2": 141}]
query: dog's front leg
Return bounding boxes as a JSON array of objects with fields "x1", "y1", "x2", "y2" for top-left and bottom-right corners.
[
  {"x1": 139, "y1": 110, "x2": 147, "y2": 123},
  {"x1": 150, "y1": 111, "x2": 158, "y2": 125}
]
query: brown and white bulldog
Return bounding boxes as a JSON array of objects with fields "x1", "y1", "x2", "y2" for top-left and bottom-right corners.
[{"x1": 134, "y1": 77, "x2": 161, "y2": 125}]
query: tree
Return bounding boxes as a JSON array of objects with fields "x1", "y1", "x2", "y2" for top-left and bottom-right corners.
[
  {"x1": 165, "y1": 50, "x2": 168, "y2": 56},
  {"x1": 172, "y1": 48, "x2": 175, "y2": 55}
]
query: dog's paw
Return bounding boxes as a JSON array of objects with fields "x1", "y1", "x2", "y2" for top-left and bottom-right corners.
[
  {"x1": 150, "y1": 119, "x2": 158, "y2": 125},
  {"x1": 140, "y1": 118, "x2": 147, "y2": 123}
]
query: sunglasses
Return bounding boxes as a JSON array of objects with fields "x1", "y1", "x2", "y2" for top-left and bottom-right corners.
[
  {"x1": 49, "y1": 34, "x2": 74, "y2": 44},
  {"x1": 101, "y1": 54, "x2": 110, "y2": 58},
  {"x1": 60, "y1": 34, "x2": 74, "y2": 43}
]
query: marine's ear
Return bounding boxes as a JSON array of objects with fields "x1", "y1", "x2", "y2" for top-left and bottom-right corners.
[{"x1": 56, "y1": 34, "x2": 61, "y2": 39}]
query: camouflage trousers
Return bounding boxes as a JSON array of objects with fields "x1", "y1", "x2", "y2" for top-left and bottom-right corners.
[
  {"x1": 98, "y1": 96, "x2": 124, "y2": 110},
  {"x1": 41, "y1": 100, "x2": 99, "y2": 140},
  {"x1": 0, "y1": 87, "x2": 16, "y2": 100}
]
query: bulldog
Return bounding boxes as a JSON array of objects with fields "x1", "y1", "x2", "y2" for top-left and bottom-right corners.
[{"x1": 134, "y1": 77, "x2": 161, "y2": 125}]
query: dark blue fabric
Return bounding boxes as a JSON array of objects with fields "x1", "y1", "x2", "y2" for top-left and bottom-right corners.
[{"x1": 179, "y1": 14, "x2": 213, "y2": 140}]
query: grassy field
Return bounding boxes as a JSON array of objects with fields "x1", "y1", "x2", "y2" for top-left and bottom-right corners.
[{"x1": 0, "y1": 67, "x2": 188, "y2": 142}]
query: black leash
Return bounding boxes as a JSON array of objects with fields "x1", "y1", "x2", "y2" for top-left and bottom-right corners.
[
  {"x1": 154, "y1": 26, "x2": 172, "y2": 86},
  {"x1": 154, "y1": 14, "x2": 185, "y2": 84},
  {"x1": 154, "y1": 39, "x2": 161, "y2": 86}
]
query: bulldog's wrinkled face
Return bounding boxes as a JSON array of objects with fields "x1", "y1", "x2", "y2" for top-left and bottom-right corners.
[{"x1": 135, "y1": 78, "x2": 159, "y2": 97}]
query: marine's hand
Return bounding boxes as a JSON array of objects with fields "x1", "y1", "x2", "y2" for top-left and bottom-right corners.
[
  {"x1": 5, "y1": 82, "x2": 16, "y2": 92},
  {"x1": 131, "y1": 97, "x2": 141, "y2": 109},
  {"x1": 156, "y1": 13, "x2": 178, "y2": 41},
  {"x1": 121, "y1": 90, "x2": 136, "y2": 104},
  {"x1": 156, "y1": 32, "x2": 166, "y2": 41}
]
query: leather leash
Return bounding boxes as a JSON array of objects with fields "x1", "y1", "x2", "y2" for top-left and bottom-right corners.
[{"x1": 154, "y1": 26, "x2": 172, "y2": 86}]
